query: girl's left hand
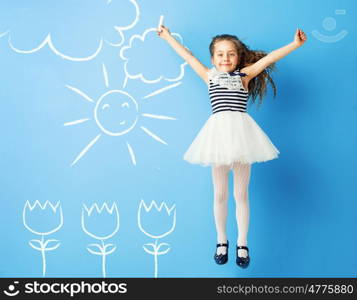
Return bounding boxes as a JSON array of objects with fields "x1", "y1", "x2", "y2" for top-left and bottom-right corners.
[{"x1": 294, "y1": 28, "x2": 307, "y2": 47}]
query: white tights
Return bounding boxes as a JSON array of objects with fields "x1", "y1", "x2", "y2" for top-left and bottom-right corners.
[{"x1": 212, "y1": 162, "x2": 251, "y2": 257}]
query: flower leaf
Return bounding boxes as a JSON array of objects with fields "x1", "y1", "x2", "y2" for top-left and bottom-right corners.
[
  {"x1": 29, "y1": 239, "x2": 42, "y2": 251},
  {"x1": 44, "y1": 239, "x2": 60, "y2": 248},
  {"x1": 104, "y1": 245, "x2": 117, "y2": 255},
  {"x1": 45, "y1": 241, "x2": 61, "y2": 251},
  {"x1": 157, "y1": 242, "x2": 171, "y2": 255},
  {"x1": 143, "y1": 244, "x2": 156, "y2": 255},
  {"x1": 103, "y1": 243, "x2": 114, "y2": 251},
  {"x1": 87, "y1": 243, "x2": 103, "y2": 255}
]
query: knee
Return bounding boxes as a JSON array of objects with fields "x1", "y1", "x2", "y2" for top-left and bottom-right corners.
[
  {"x1": 234, "y1": 188, "x2": 248, "y2": 203},
  {"x1": 214, "y1": 190, "x2": 228, "y2": 204}
]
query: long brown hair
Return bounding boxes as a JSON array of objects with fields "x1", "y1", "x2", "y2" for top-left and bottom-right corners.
[{"x1": 209, "y1": 34, "x2": 277, "y2": 108}]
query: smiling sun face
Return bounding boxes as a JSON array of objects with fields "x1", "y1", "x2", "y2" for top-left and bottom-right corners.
[
  {"x1": 64, "y1": 63, "x2": 178, "y2": 167},
  {"x1": 94, "y1": 90, "x2": 138, "y2": 136}
]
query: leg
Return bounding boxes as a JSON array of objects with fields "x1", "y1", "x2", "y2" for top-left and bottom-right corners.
[
  {"x1": 232, "y1": 162, "x2": 251, "y2": 258},
  {"x1": 211, "y1": 164, "x2": 230, "y2": 255}
]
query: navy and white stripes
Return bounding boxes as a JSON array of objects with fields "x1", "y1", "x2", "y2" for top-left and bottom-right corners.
[{"x1": 208, "y1": 70, "x2": 249, "y2": 114}]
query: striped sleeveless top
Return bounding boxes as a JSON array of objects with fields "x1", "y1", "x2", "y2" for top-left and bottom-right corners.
[{"x1": 208, "y1": 68, "x2": 249, "y2": 114}]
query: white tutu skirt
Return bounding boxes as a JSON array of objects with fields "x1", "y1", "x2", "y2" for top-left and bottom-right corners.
[{"x1": 183, "y1": 111, "x2": 280, "y2": 167}]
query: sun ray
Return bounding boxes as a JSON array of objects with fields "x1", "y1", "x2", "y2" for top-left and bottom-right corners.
[
  {"x1": 64, "y1": 118, "x2": 90, "y2": 126},
  {"x1": 102, "y1": 63, "x2": 109, "y2": 88},
  {"x1": 66, "y1": 85, "x2": 95, "y2": 103},
  {"x1": 126, "y1": 142, "x2": 137, "y2": 165},
  {"x1": 123, "y1": 75, "x2": 129, "y2": 89},
  {"x1": 141, "y1": 113, "x2": 177, "y2": 120},
  {"x1": 140, "y1": 126, "x2": 168, "y2": 145},
  {"x1": 142, "y1": 82, "x2": 182, "y2": 99},
  {"x1": 0, "y1": 30, "x2": 9, "y2": 38},
  {"x1": 71, "y1": 134, "x2": 102, "y2": 167}
]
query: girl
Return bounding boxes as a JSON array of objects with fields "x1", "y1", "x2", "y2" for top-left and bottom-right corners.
[{"x1": 157, "y1": 25, "x2": 307, "y2": 268}]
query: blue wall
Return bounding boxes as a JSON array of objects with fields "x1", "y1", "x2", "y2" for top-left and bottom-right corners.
[{"x1": 1, "y1": 0, "x2": 356, "y2": 278}]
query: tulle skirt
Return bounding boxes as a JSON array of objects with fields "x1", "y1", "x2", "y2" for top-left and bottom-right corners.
[{"x1": 183, "y1": 111, "x2": 280, "y2": 167}]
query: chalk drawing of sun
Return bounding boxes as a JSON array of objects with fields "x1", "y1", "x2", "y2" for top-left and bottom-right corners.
[{"x1": 64, "y1": 63, "x2": 181, "y2": 167}]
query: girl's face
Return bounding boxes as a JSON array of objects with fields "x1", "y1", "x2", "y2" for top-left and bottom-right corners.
[{"x1": 211, "y1": 40, "x2": 239, "y2": 73}]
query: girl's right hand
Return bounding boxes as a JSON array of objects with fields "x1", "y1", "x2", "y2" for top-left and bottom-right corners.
[
  {"x1": 157, "y1": 25, "x2": 171, "y2": 40},
  {"x1": 294, "y1": 28, "x2": 307, "y2": 47}
]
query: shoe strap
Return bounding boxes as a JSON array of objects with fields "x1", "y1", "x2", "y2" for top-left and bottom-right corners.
[
  {"x1": 237, "y1": 245, "x2": 249, "y2": 251},
  {"x1": 216, "y1": 242, "x2": 229, "y2": 248}
]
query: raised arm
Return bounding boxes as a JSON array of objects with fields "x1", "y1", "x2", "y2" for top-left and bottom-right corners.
[
  {"x1": 157, "y1": 25, "x2": 209, "y2": 83},
  {"x1": 241, "y1": 28, "x2": 307, "y2": 80}
]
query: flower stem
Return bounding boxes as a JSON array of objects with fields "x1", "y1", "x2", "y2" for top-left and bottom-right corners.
[
  {"x1": 41, "y1": 235, "x2": 46, "y2": 277},
  {"x1": 154, "y1": 239, "x2": 158, "y2": 278},
  {"x1": 101, "y1": 240, "x2": 106, "y2": 278}
]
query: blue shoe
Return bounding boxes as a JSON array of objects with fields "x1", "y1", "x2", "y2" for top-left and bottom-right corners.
[
  {"x1": 236, "y1": 245, "x2": 250, "y2": 268},
  {"x1": 214, "y1": 241, "x2": 229, "y2": 265}
]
